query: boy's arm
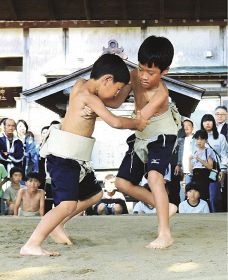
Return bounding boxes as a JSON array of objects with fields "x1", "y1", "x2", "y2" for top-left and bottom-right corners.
[
  {"x1": 140, "y1": 90, "x2": 168, "y2": 120},
  {"x1": 39, "y1": 190, "x2": 45, "y2": 216},
  {"x1": 86, "y1": 95, "x2": 147, "y2": 131},
  {"x1": 14, "y1": 189, "x2": 22, "y2": 216},
  {"x1": 104, "y1": 83, "x2": 132, "y2": 109}
]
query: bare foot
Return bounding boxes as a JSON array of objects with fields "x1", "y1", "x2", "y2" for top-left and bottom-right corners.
[
  {"x1": 169, "y1": 203, "x2": 177, "y2": 218},
  {"x1": 20, "y1": 245, "x2": 60, "y2": 256},
  {"x1": 50, "y1": 225, "x2": 73, "y2": 245},
  {"x1": 145, "y1": 234, "x2": 173, "y2": 249}
]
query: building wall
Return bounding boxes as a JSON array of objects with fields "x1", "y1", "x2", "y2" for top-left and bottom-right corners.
[{"x1": 0, "y1": 25, "x2": 227, "y2": 139}]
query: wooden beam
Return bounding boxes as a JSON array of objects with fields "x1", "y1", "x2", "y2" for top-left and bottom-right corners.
[
  {"x1": 83, "y1": 0, "x2": 91, "y2": 20},
  {"x1": 194, "y1": 0, "x2": 201, "y2": 19},
  {"x1": 5, "y1": 0, "x2": 17, "y2": 20},
  {"x1": 159, "y1": 0, "x2": 165, "y2": 21},
  {"x1": 47, "y1": 0, "x2": 58, "y2": 20},
  {"x1": 121, "y1": 0, "x2": 128, "y2": 20},
  {"x1": 0, "y1": 19, "x2": 226, "y2": 28}
]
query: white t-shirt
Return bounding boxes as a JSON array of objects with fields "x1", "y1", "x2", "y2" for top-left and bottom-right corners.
[
  {"x1": 191, "y1": 147, "x2": 215, "y2": 169},
  {"x1": 133, "y1": 201, "x2": 156, "y2": 214},
  {"x1": 182, "y1": 135, "x2": 193, "y2": 173},
  {"x1": 179, "y1": 199, "x2": 210, "y2": 213}
]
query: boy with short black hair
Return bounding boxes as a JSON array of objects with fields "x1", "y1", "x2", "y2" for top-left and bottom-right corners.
[
  {"x1": 112, "y1": 35, "x2": 181, "y2": 249},
  {"x1": 3, "y1": 167, "x2": 23, "y2": 215},
  {"x1": 14, "y1": 172, "x2": 45, "y2": 217},
  {"x1": 179, "y1": 181, "x2": 210, "y2": 213},
  {"x1": 20, "y1": 53, "x2": 147, "y2": 256}
]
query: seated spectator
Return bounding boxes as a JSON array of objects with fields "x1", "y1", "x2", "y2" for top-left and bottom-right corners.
[
  {"x1": 179, "y1": 181, "x2": 210, "y2": 213},
  {"x1": 14, "y1": 172, "x2": 45, "y2": 217},
  {"x1": 95, "y1": 174, "x2": 128, "y2": 215},
  {"x1": 133, "y1": 201, "x2": 156, "y2": 214},
  {"x1": 133, "y1": 183, "x2": 177, "y2": 216},
  {"x1": 3, "y1": 167, "x2": 23, "y2": 215}
]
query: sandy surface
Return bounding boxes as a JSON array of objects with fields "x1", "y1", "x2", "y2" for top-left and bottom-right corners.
[{"x1": 0, "y1": 214, "x2": 227, "y2": 280}]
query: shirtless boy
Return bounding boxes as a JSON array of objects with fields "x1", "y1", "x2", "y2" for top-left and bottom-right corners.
[
  {"x1": 20, "y1": 54, "x2": 147, "y2": 256},
  {"x1": 114, "y1": 36, "x2": 180, "y2": 249},
  {"x1": 14, "y1": 172, "x2": 45, "y2": 217}
]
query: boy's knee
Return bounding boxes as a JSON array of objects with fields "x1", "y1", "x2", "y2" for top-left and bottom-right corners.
[
  {"x1": 148, "y1": 170, "x2": 163, "y2": 184},
  {"x1": 61, "y1": 201, "x2": 77, "y2": 215},
  {"x1": 97, "y1": 203, "x2": 106, "y2": 215},
  {"x1": 114, "y1": 204, "x2": 123, "y2": 214}
]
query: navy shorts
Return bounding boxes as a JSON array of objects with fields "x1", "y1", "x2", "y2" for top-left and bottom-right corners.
[
  {"x1": 117, "y1": 134, "x2": 177, "y2": 186},
  {"x1": 47, "y1": 155, "x2": 102, "y2": 206}
]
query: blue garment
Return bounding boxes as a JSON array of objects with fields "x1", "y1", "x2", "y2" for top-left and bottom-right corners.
[
  {"x1": 0, "y1": 133, "x2": 24, "y2": 173},
  {"x1": 24, "y1": 136, "x2": 39, "y2": 175},
  {"x1": 47, "y1": 155, "x2": 102, "y2": 206},
  {"x1": 117, "y1": 134, "x2": 176, "y2": 185}
]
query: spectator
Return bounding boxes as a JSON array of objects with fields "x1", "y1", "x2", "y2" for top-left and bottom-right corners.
[
  {"x1": 175, "y1": 119, "x2": 195, "y2": 186},
  {"x1": 24, "y1": 131, "x2": 39, "y2": 174},
  {"x1": 189, "y1": 130, "x2": 214, "y2": 202},
  {"x1": 38, "y1": 125, "x2": 54, "y2": 214},
  {"x1": 214, "y1": 106, "x2": 227, "y2": 212},
  {"x1": 179, "y1": 181, "x2": 210, "y2": 213},
  {"x1": 133, "y1": 184, "x2": 156, "y2": 214},
  {"x1": 3, "y1": 167, "x2": 23, "y2": 215},
  {"x1": 14, "y1": 172, "x2": 45, "y2": 217},
  {"x1": 201, "y1": 114, "x2": 228, "y2": 212},
  {"x1": 166, "y1": 144, "x2": 182, "y2": 207},
  {"x1": 16, "y1": 119, "x2": 28, "y2": 144},
  {"x1": 133, "y1": 183, "x2": 177, "y2": 215},
  {"x1": 0, "y1": 118, "x2": 24, "y2": 173},
  {"x1": 16, "y1": 120, "x2": 39, "y2": 177},
  {"x1": 214, "y1": 106, "x2": 227, "y2": 141},
  {"x1": 133, "y1": 200, "x2": 156, "y2": 214},
  {"x1": 95, "y1": 174, "x2": 128, "y2": 215}
]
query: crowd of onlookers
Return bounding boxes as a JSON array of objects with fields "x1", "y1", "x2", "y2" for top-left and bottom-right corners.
[{"x1": 0, "y1": 105, "x2": 227, "y2": 216}]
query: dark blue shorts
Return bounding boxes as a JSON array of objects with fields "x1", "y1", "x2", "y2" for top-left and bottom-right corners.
[
  {"x1": 47, "y1": 155, "x2": 102, "y2": 206},
  {"x1": 117, "y1": 134, "x2": 177, "y2": 186}
]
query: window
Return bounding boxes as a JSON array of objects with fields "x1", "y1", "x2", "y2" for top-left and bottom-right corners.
[{"x1": 0, "y1": 57, "x2": 23, "y2": 71}]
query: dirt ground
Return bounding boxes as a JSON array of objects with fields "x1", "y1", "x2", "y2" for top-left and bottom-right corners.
[{"x1": 0, "y1": 214, "x2": 227, "y2": 280}]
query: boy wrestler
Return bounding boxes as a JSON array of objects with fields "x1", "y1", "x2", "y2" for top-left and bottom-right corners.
[
  {"x1": 114, "y1": 36, "x2": 180, "y2": 249},
  {"x1": 20, "y1": 54, "x2": 147, "y2": 256},
  {"x1": 14, "y1": 172, "x2": 45, "y2": 217}
]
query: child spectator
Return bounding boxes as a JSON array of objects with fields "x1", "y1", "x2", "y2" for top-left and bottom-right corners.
[
  {"x1": 189, "y1": 130, "x2": 214, "y2": 202},
  {"x1": 3, "y1": 167, "x2": 23, "y2": 215},
  {"x1": 133, "y1": 183, "x2": 177, "y2": 215},
  {"x1": 96, "y1": 174, "x2": 128, "y2": 215},
  {"x1": 179, "y1": 181, "x2": 210, "y2": 213},
  {"x1": 14, "y1": 172, "x2": 45, "y2": 217}
]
